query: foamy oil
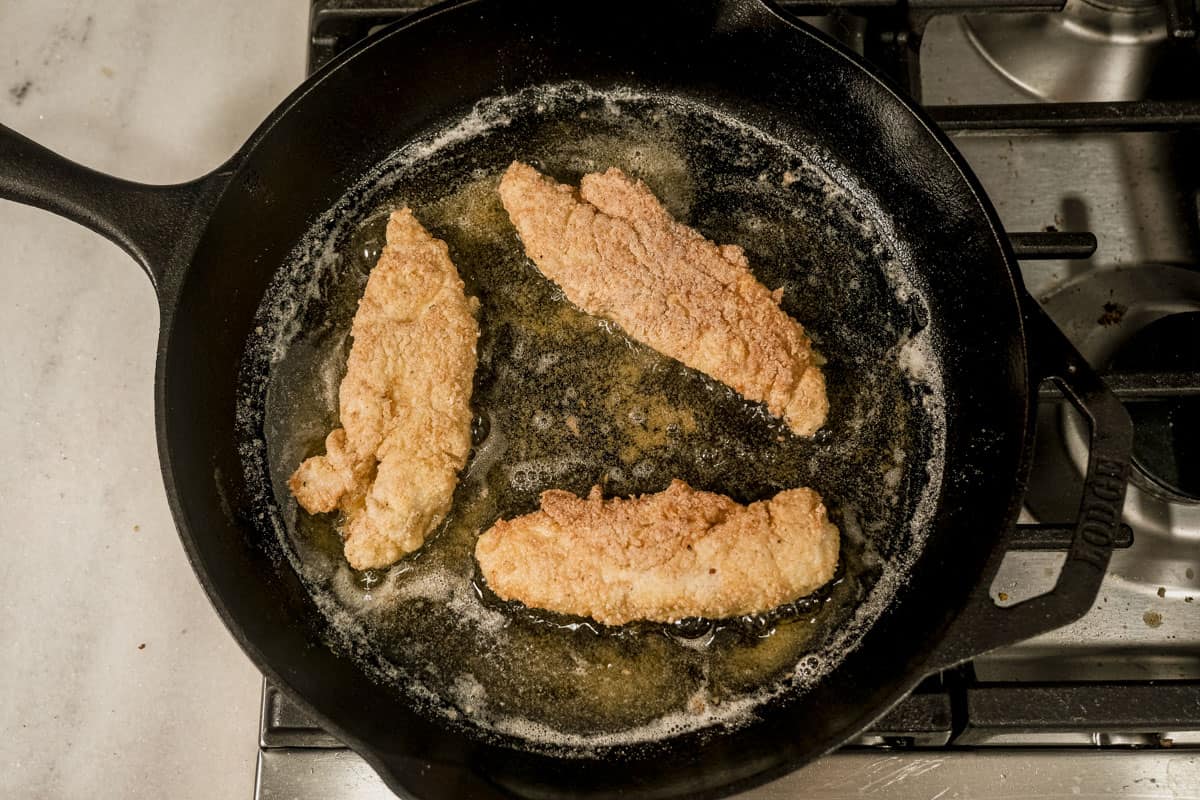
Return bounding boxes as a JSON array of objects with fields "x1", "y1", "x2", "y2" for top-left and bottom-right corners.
[{"x1": 255, "y1": 84, "x2": 941, "y2": 750}]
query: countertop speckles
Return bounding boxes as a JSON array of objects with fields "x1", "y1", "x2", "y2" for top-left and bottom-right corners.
[{"x1": 0, "y1": 3, "x2": 306, "y2": 798}]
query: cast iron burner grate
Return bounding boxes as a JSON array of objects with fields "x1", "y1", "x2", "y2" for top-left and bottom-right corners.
[{"x1": 254, "y1": 2, "x2": 1200, "y2": 795}]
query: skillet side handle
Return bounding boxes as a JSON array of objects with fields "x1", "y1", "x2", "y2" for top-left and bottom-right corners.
[
  {"x1": 0, "y1": 122, "x2": 229, "y2": 298},
  {"x1": 924, "y1": 295, "x2": 1134, "y2": 673}
]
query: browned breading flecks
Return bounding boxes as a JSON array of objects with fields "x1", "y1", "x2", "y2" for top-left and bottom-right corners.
[
  {"x1": 289, "y1": 209, "x2": 479, "y2": 570},
  {"x1": 475, "y1": 480, "x2": 840, "y2": 625},
  {"x1": 498, "y1": 161, "x2": 828, "y2": 436}
]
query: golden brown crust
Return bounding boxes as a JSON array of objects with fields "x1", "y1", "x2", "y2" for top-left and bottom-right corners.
[
  {"x1": 498, "y1": 161, "x2": 828, "y2": 436},
  {"x1": 289, "y1": 209, "x2": 479, "y2": 570},
  {"x1": 474, "y1": 480, "x2": 840, "y2": 625}
]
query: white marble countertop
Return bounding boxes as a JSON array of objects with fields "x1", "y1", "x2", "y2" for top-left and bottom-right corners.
[{"x1": 0, "y1": 2, "x2": 306, "y2": 797}]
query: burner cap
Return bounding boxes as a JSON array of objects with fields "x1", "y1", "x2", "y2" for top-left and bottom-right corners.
[{"x1": 1108, "y1": 312, "x2": 1200, "y2": 504}]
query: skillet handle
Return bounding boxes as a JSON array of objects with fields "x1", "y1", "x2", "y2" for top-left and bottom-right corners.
[
  {"x1": 924, "y1": 294, "x2": 1134, "y2": 673},
  {"x1": 0, "y1": 122, "x2": 229, "y2": 298}
]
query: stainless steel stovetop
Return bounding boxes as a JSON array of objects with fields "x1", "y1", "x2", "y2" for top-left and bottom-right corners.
[{"x1": 256, "y1": 2, "x2": 1200, "y2": 796}]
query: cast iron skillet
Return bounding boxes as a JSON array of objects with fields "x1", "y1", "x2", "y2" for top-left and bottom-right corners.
[{"x1": 0, "y1": 1, "x2": 1133, "y2": 797}]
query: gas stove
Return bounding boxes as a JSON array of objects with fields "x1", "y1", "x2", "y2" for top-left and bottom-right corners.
[{"x1": 256, "y1": 2, "x2": 1200, "y2": 796}]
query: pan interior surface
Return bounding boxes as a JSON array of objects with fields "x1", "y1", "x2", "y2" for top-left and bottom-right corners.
[{"x1": 238, "y1": 83, "x2": 946, "y2": 755}]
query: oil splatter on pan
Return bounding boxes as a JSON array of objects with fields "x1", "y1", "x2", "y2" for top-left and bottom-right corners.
[{"x1": 237, "y1": 83, "x2": 946, "y2": 755}]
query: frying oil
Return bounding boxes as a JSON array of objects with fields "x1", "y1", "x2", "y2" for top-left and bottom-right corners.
[{"x1": 255, "y1": 84, "x2": 944, "y2": 751}]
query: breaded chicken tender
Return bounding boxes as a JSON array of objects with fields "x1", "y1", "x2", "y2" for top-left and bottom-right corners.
[
  {"x1": 289, "y1": 209, "x2": 479, "y2": 570},
  {"x1": 475, "y1": 480, "x2": 839, "y2": 625},
  {"x1": 498, "y1": 162, "x2": 828, "y2": 436}
]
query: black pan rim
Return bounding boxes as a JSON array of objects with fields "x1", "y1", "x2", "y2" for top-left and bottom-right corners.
[{"x1": 150, "y1": 1, "x2": 1035, "y2": 797}]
